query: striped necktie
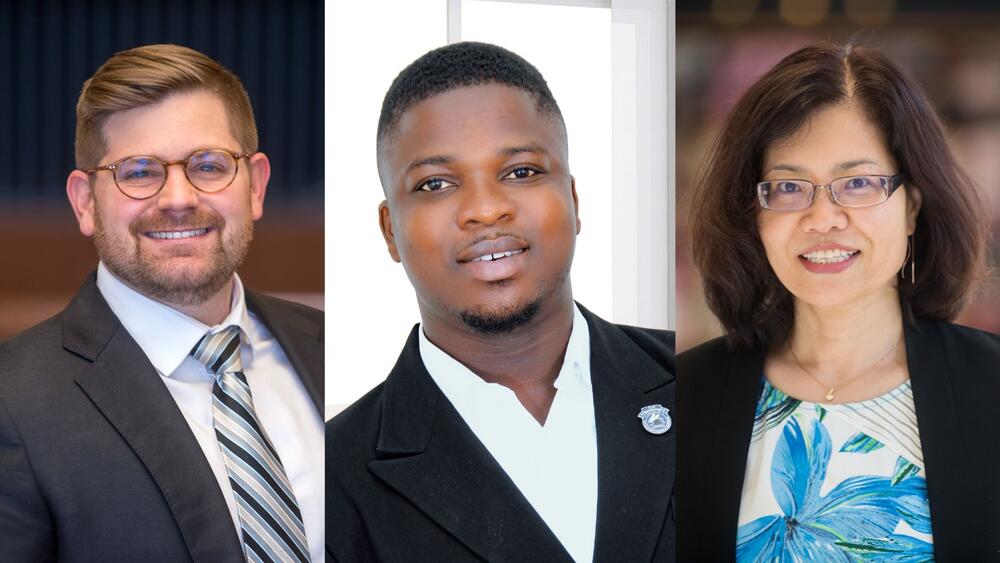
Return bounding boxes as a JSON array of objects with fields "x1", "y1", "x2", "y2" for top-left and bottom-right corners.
[{"x1": 191, "y1": 326, "x2": 310, "y2": 562}]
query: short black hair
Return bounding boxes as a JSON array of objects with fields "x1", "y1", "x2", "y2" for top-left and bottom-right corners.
[{"x1": 376, "y1": 41, "x2": 566, "y2": 188}]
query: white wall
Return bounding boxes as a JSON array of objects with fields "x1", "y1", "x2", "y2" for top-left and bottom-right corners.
[{"x1": 327, "y1": 0, "x2": 445, "y2": 416}]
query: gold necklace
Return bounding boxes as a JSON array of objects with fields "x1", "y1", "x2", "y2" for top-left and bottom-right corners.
[{"x1": 788, "y1": 339, "x2": 900, "y2": 402}]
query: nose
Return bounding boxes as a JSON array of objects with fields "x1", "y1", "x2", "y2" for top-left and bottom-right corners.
[
  {"x1": 456, "y1": 176, "x2": 516, "y2": 228},
  {"x1": 155, "y1": 163, "x2": 199, "y2": 211},
  {"x1": 799, "y1": 185, "x2": 848, "y2": 233}
]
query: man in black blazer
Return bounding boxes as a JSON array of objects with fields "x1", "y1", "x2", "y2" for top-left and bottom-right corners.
[
  {"x1": 0, "y1": 45, "x2": 324, "y2": 561},
  {"x1": 326, "y1": 42, "x2": 675, "y2": 561}
]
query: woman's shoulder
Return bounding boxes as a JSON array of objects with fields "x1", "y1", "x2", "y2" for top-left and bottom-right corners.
[
  {"x1": 925, "y1": 319, "x2": 1000, "y2": 350},
  {"x1": 678, "y1": 335, "x2": 727, "y2": 380},
  {"x1": 909, "y1": 320, "x2": 1000, "y2": 407},
  {"x1": 678, "y1": 335, "x2": 766, "y2": 373},
  {"x1": 677, "y1": 335, "x2": 769, "y2": 409},
  {"x1": 914, "y1": 319, "x2": 1000, "y2": 363}
]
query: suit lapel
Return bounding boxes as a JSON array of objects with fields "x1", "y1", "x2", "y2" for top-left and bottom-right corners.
[
  {"x1": 709, "y1": 344, "x2": 766, "y2": 559},
  {"x1": 368, "y1": 327, "x2": 572, "y2": 561},
  {"x1": 65, "y1": 276, "x2": 243, "y2": 562},
  {"x1": 904, "y1": 319, "x2": 965, "y2": 559},
  {"x1": 245, "y1": 291, "x2": 324, "y2": 413},
  {"x1": 582, "y1": 308, "x2": 676, "y2": 561}
]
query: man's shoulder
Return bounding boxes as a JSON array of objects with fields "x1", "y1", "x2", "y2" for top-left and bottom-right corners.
[
  {"x1": 0, "y1": 309, "x2": 97, "y2": 420},
  {"x1": 327, "y1": 383, "x2": 386, "y2": 438},
  {"x1": 581, "y1": 304, "x2": 675, "y2": 372},
  {"x1": 325, "y1": 383, "x2": 387, "y2": 478},
  {"x1": 611, "y1": 322, "x2": 676, "y2": 369},
  {"x1": 0, "y1": 311, "x2": 79, "y2": 381},
  {"x1": 245, "y1": 290, "x2": 323, "y2": 325},
  {"x1": 0, "y1": 311, "x2": 63, "y2": 352}
]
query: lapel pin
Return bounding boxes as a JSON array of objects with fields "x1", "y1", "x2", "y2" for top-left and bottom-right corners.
[{"x1": 638, "y1": 404, "x2": 671, "y2": 435}]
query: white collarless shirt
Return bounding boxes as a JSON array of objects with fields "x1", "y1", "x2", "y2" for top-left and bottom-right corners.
[
  {"x1": 96, "y1": 262, "x2": 325, "y2": 562},
  {"x1": 419, "y1": 305, "x2": 598, "y2": 562}
]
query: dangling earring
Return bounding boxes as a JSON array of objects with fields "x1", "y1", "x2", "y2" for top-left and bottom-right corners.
[{"x1": 900, "y1": 231, "x2": 915, "y2": 284}]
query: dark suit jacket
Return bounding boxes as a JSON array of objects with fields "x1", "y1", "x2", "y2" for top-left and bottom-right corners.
[
  {"x1": 326, "y1": 305, "x2": 676, "y2": 562},
  {"x1": 0, "y1": 273, "x2": 324, "y2": 562},
  {"x1": 677, "y1": 318, "x2": 1000, "y2": 562}
]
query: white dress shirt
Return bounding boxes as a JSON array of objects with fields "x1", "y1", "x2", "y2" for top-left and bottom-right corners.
[
  {"x1": 419, "y1": 305, "x2": 598, "y2": 562},
  {"x1": 96, "y1": 262, "x2": 325, "y2": 562}
]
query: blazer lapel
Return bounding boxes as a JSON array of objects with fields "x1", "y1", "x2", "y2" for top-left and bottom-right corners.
[
  {"x1": 904, "y1": 319, "x2": 966, "y2": 560},
  {"x1": 709, "y1": 344, "x2": 767, "y2": 559},
  {"x1": 367, "y1": 327, "x2": 572, "y2": 561},
  {"x1": 65, "y1": 276, "x2": 243, "y2": 562},
  {"x1": 245, "y1": 291, "x2": 324, "y2": 413},
  {"x1": 581, "y1": 308, "x2": 677, "y2": 561}
]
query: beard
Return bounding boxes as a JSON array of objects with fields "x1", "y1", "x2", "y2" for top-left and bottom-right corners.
[
  {"x1": 94, "y1": 205, "x2": 253, "y2": 307},
  {"x1": 456, "y1": 261, "x2": 571, "y2": 335},
  {"x1": 460, "y1": 297, "x2": 542, "y2": 335}
]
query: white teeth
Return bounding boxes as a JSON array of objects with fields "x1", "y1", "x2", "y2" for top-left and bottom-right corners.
[
  {"x1": 801, "y1": 249, "x2": 858, "y2": 264},
  {"x1": 471, "y1": 248, "x2": 525, "y2": 262},
  {"x1": 148, "y1": 228, "x2": 208, "y2": 240}
]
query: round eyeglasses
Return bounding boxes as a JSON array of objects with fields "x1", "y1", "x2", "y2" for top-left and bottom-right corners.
[
  {"x1": 85, "y1": 149, "x2": 252, "y2": 200},
  {"x1": 756, "y1": 174, "x2": 905, "y2": 211}
]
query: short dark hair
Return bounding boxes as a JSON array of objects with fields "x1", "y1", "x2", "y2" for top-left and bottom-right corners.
[
  {"x1": 375, "y1": 41, "x2": 565, "y2": 189},
  {"x1": 688, "y1": 42, "x2": 988, "y2": 349}
]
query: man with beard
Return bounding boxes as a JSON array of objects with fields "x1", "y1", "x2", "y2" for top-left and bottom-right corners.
[
  {"x1": 326, "y1": 42, "x2": 676, "y2": 562},
  {"x1": 0, "y1": 45, "x2": 323, "y2": 562}
]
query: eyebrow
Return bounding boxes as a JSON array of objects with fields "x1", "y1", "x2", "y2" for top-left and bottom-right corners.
[
  {"x1": 405, "y1": 155, "x2": 453, "y2": 174},
  {"x1": 496, "y1": 143, "x2": 548, "y2": 158},
  {"x1": 766, "y1": 163, "x2": 805, "y2": 174},
  {"x1": 834, "y1": 159, "x2": 881, "y2": 172},
  {"x1": 765, "y1": 159, "x2": 883, "y2": 176},
  {"x1": 404, "y1": 144, "x2": 549, "y2": 175}
]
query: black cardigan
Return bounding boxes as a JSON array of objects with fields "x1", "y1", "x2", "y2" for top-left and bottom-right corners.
[{"x1": 677, "y1": 318, "x2": 1000, "y2": 562}]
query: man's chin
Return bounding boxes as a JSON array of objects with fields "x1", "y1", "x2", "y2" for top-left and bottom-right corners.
[
  {"x1": 459, "y1": 298, "x2": 542, "y2": 335},
  {"x1": 107, "y1": 261, "x2": 234, "y2": 307}
]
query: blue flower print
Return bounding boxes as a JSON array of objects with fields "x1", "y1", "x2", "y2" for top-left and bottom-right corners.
[
  {"x1": 737, "y1": 416, "x2": 933, "y2": 561},
  {"x1": 752, "y1": 383, "x2": 800, "y2": 440},
  {"x1": 837, "y1": 534, "x2": 935, "y2": 561}
]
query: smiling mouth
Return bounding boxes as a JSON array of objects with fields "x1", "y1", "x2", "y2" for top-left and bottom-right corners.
[
  {"x1": 145, "y1": 228, "x2": 211, "y2": 240},
  {"x1": 800, "y1": 249, "x2": 859, "y2": 264},
  {"x1": 470, "y1": 249, "x2": 526, "y2": 262}
]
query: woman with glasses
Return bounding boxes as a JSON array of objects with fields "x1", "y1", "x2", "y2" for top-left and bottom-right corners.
[{"x1": 678, "y1": 43, "x2": 999, "y2": 561}]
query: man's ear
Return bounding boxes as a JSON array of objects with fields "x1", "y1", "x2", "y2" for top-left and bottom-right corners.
[
  {"x1": 571, "y1": 176, "x2": 581, "y2": 234},
  {"x1": 247, "y1": 152, "x2": 271, "y2": 221},
  {"x1": 67, "y1": 170, "x2": 97, "y2": 237},
  {"x1": 378, "y1": 200, "x2": 401, "y2": 262}
]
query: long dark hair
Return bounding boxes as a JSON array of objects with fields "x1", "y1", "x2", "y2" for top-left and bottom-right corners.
[{"x1": 688, "y1": 42, "x2": 988, "y2": 349}]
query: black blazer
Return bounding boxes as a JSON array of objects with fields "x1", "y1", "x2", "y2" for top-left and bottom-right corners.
[
  {"x1": 0, "y1": 273, "x2": 324, "y2": 562},
  {"x1": 326, "y1": 305, "x2": 676, "y2": 562},
  {"x1": 677, "y1": 318, "x2": 1000, "y2": 562}
]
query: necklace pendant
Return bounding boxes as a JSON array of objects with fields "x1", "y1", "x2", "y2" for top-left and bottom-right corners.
[{"x1": 825, "y1": 389, "x2": 835, "y2": 402}]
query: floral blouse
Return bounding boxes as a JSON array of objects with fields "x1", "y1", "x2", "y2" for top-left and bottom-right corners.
[{"x1": 736, "y1": 378, "x2": 934, "y2": 561}]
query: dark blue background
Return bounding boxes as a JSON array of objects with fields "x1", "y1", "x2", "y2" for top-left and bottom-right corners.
[{"x1": 0, "y1": 0, "x2": 323, "y2": 202}]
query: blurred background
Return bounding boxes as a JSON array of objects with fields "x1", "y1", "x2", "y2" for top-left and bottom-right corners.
[
  {"x1": 677, "y1": 0, "x2": 1000, "y2": 351},
  {"x1": 0, "y1": 0, "x2": 324, "y2": 341}
]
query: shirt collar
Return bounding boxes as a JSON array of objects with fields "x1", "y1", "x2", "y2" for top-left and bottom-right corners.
[
  {"x1": 419, "y1": 304, "x2": 592, "y2": 397},
  {"x1": 96, "y1": 262, "x2": 255, "y2": 377}
]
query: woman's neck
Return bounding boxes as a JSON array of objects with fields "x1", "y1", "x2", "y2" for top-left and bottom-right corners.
[{"x1": 769, "y1": 287, "x2": 908, "y2": 403}]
